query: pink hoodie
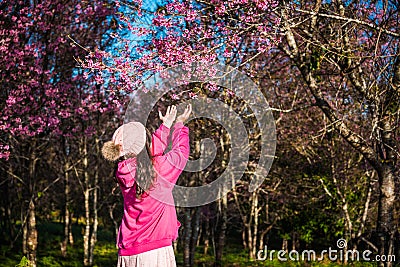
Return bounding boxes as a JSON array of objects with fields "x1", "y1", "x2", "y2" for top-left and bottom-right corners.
[{"x1": 115, "y1": 122, "x2": 189, "y2": 256}]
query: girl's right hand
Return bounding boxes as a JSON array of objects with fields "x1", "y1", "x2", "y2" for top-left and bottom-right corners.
[{"x1": 159, "y1": 105, "x2": 177, "y2": 128}]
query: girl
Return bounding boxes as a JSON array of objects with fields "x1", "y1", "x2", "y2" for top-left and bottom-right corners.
[{"x1": 102, "y1": 104, "x2": 192, "y2": 267}]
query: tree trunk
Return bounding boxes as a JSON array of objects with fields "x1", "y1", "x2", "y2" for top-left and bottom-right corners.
[
  {"x1": 376, "y1": 163, "x2": 396, "y2": 267},
  {"x1": 26, "y1": 199, "x2": 38, "y2": 267},
  {"x1": 215, "y1": 195, "x2": 227, "y2": 266},
  {"x1": 247, "y1": 190, "x2": 259, "y2": 259},
  {"x1": 292, "y1": 232, "x2": 299, "y2": 251},
  {"x1": 89, "y1": 138, "x2": 100, "y2": 266},
  {"x1": 26, "y1": 142, "x2": 38, "y2": 267},
  {"x1": 375, "y1": 115, "x2": 397, "y2": 267},
  {"x1": 22, "y1": 213, "x2": 27, "y2": 255},
  {"x1": 61, "y1": 161, "x2": 71, "y2": 257},
  {"x1": 282, "y1": 238, "x2": 288, "y2": 252},
  {"x1": 2, "y1": 164, "x2": 16, "y2": 246},
  {"x1": 183, "y1": 208, "x2": 192, "y2": 267},
  {"x1": 184, "y1": 140, "x2": 204, "y2": 266},
  {"x1": 203, "y1": 214, "x2": 210, "y2": 255},
  {"x1": 83, "y1": 137, "x2": 91, "y2": 266},
  {"x1": 189, "y1": 207, "x2": 200, "y2": 266},
  {"x1": 215, "y1": 138, "x2": 228, "y2": 265},
  {"x1": 242, "y1": 226, "x2": 247, "y2": 251},
  {"x1": 251, "y1": 191, "x2": 259, "y2": 259},
  {"x1": 69, "y1": 211, "x2": 74, "y2": 246},
  {"x1": 88, "y1": 187, "x2": 98, "y2": 266},
  {"x1": 109, "y1": 203, "x2": 119, "y2": 238}
]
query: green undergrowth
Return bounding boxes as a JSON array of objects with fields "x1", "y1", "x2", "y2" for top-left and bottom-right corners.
[{"x1": 0, "y1": 222, "x2": 116, "y2": 267}]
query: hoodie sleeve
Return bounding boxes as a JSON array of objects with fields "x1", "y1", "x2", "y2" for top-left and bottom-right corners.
[
  {"x1": 154, "y1": 122, "x2": 189, "y2": 184},
  {"x1": 151, "y1": 123, "x2": 171, "y2": 157}
]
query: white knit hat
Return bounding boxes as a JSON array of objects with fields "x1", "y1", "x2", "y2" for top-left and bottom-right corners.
[{"x1": 102, "y1": 122, "x2": 146, "y2": 161}]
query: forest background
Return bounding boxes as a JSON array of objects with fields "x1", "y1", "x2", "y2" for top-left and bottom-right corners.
[{"x1": 0, "y1": 0, "x2": 399, "y2": 266}]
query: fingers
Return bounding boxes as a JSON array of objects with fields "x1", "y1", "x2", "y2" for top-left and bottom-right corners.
[
  {"x1": 182, "y1": 104, "x2": 192, "y2": 118},
  {"x1": 186, "y1": 104, "x2": 192, "y2": 116},
  {"x1": 170, "y1": 105, "x2": 177, "y2": 116},
  {"x1": 159, "y1": 105, "x2": 177, "y2": 120},
  {"x1": 166, "y1": 105, "x2": 176, "y2": 116},
  {"x1": 175, "y1": 104, "x2": 192, "y2": 123},
  {"x1": 160, "y1": 104, "x2": 191, "y2": 124}
]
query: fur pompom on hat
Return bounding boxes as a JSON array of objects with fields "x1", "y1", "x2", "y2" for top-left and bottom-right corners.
[
  {"x1": 102, "y1": 122, "x2": 146, "y2": 161},
  {"x1": 101, "y1": 141, "x2": 121, "y2": 162}
]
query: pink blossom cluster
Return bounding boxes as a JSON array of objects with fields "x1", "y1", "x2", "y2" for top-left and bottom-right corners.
[
  {"x1": 0, "y1": 144, "x2": 10, "y2": 160},
  {"x1": 80, "y1": 0, "x2": 281, "y2": 94},
  {"x1": 0, "y1": 0, "x2": 124, "y2": 153}
]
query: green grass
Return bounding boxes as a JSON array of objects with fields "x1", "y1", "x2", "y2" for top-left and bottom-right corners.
[
  {"x1": 0, "y1": 222, "x2": 117, "y2": 267},
  {"x1": 1, "y1": 241, "x2": 117, "y2": 267}
]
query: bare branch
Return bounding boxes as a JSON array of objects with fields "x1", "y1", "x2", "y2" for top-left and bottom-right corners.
[{"x1": 296, "y1": 9, "x2": 400, "y2": 37}]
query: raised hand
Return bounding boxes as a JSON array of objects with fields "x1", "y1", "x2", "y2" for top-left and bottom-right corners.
[
  {"x1": 176, "y1": 104, "x2": 192, "y2": 124},
  {"x1": 159, "y1": 105, "x2": 177, "y2": 128}
]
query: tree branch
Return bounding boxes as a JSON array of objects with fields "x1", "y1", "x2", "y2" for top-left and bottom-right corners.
[
  {"x1": 296, "y1": 9, "x2": 400, "y2": 38},
  {"x1": 281, "y1": 15, "x2": 382, "y2": 172}
]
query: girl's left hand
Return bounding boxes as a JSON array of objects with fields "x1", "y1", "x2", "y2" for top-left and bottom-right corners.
[
  {"x1": 159, "y1": 105, "x2": 177, "y2": 128},
  {"x1": 176, "y1": 104, "x2": 192, "y2": 123}
]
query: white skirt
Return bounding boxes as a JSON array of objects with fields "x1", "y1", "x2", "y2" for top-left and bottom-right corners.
[{"x1": 117, "y1": 245, "x2": 176, "y2": 267}]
